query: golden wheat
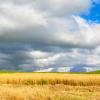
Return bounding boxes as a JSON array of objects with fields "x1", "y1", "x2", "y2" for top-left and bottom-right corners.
[
  {"x1": 0, "y1": 73, "x2": 100, "y2": 86},
  {"x1": 0, "y1": 73, "x2": 99, "y2": 100},
  {"x1": 0, "y1": 84, "x2": 100, "y2": 100}
]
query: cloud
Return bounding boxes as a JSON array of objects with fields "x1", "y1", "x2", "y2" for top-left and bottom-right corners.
[
  {"x1": 0, "y1": 0, "x2": 99, "y2": 71},
  {"x1": 34, "y1": 0, "x2": 91, "y2": 16},
  {"x1": 0, "y1": 2, "x2": 47, "y2": 30},
  {"x1": 0, "y1": 0, "x2": 91, "y2": 44},
  {"x1": 0, "y1": 43, "x2": 100, "y2": 71},
  {"x1": 0, "y1": 0, "x2": 92, "y2": 15},
  {"x1": 0, "y1": 0, "x2": 99, "y2": 49}
]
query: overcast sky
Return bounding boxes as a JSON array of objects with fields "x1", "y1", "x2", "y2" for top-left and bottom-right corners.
[{"x1": 0, "y1": 0, "x2": 100, "y2": 72}]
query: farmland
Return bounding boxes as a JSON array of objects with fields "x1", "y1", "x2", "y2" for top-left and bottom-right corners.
[{"x1": 0, "y1": 72, "x2": 99, "y2": 100}]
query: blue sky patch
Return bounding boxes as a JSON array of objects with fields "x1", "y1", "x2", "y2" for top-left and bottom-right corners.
[{"x1": 82, "y1": 3, "x2": 100, "y2": 23}]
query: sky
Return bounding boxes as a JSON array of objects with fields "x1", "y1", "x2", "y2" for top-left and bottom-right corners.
[{"x1": 0, "y1": 0, "x2": 100, "y2": 72}]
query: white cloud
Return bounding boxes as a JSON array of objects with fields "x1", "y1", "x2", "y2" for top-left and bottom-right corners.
[
  {"x1": 33, "y1": 54, "x2": 61, "y2": 67},
  {"x1": 0, "y1": 0, "x2": 97, "y2": 49},
  {"x1": 29, "y1": 50, "x2": 52, "y2": 59},
  {"x1": 0, "y1": 2, "x2": 47, "y2": 31},
  {"x1": 34, "y1": 0, "x2": 91, "y2": 16}
]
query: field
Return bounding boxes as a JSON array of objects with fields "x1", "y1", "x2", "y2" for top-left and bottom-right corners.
[{"x1": 0, "y1": 72, "x2": 100, "y2": 100}]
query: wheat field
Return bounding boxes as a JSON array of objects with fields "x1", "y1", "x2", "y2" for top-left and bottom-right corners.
[{"x1": 0, "y1": 73, "x2": 100, "y2": 100}]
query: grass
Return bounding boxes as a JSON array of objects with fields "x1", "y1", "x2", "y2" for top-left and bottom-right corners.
[
  {"x1": 87, "y1": 70, "x2": 100, "y2": 74},
  {"x1": 0, "y1": 70, "x2": 100, "y2": 74},
  {"x1": 0, "y1": 72, "x2": 99, "y2": 100}
]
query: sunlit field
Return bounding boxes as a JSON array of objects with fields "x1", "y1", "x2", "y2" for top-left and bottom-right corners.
[{"x1": 0, "y1": 72, "x2": 100, "y2": 100}]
